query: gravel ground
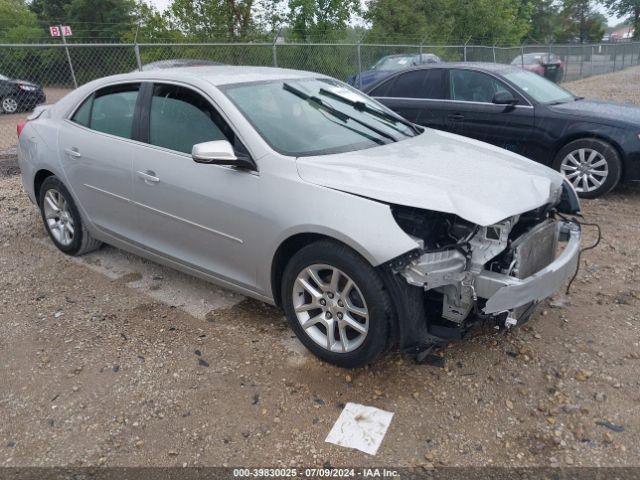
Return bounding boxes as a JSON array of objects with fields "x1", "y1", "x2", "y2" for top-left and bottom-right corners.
[{"x1": 1, "y1": 70, "x2": 640, "y2": 469}]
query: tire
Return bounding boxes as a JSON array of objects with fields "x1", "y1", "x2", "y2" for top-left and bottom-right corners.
[
  {"x1": 281, "y1": 240, "x2": 392, "y2": 368},
  {"x1": 38, "y1": 176, "x2": 102, "y2": 256},
  {"x1": 553, "y1": 138, "x2": 622, "y2": 199},
  {"x1": 1, "y1": 96, "x2": 19, "y2": 114}
]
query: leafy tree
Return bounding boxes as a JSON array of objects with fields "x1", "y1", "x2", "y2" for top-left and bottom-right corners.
[
  {"x1": 526, "y1": 0, "x2": 562, "y2": 42},
  {"x1": 64, "y1": 0, "x2": 136, "y2": 41},
  {"x1": 29, "y1": 0, "x2": 72, "y2": 23},
  {"x1": 121, "y1": 2, "x2": 182, "y2": 42},
  {"x1": 558, "y1": 0, "x2": 606, "y2": 42},
  {"x1": 287, "y1": 0, "x2": 360, "y2": 41},
  {"x1": 168, "y1": 0, "x2": 257, "y2": 39},
  {"x1": 603, "y1": 0, "x2": 640, "y2": 39},
  {"x1": 365, "y1": 0, "x2": 530, "y2": 45},
  {"x1": 0, "y1": 0, "x2": 41, "y2": 42}
]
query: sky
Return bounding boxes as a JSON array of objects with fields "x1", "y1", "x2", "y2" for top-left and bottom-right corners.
[{"x1": 146, "y1": 0, "x2": 624, "y2": 28}]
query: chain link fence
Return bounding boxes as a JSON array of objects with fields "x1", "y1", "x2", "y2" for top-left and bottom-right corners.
[{"x1": 2, "y1": 40, "x2": 640, "y2": 154}]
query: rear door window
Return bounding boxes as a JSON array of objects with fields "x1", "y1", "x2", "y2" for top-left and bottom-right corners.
[
  {"x1": 89, "y1": 84, "x2": 139, "y2": 139},
  {"x1": 385, "y1": 69, "x2": 444, "y2": 99}
]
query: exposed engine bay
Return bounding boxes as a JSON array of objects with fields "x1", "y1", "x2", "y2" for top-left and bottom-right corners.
[{"x1": 386, "y1": 187, "x2": 582, "y2": 345}]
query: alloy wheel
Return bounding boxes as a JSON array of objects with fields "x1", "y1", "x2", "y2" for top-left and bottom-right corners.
[
  {"x1": 1, "y1": 97, "x2": 18, "y2": 114},
  {"x1": 560, "y1": 147, "x2": 608, "y2": 194},
  {"x1": 292, "y1": 264, "x2": 369, "y2": 353},
  {"x1": 43, "y1": 189, "x2": 75, "y2": 246}
]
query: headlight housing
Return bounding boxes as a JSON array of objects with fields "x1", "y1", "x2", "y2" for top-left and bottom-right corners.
[{"x1": 557, "y1": 179, "x2": 581, "y2": 215}]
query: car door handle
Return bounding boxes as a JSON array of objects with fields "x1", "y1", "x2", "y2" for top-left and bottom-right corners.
[
  {"x1": 447, "y1": 113, "x2": 465, "y2": 121},
  {"x1": 64, "y1": 147, "x2": 82, "y2": 158},
  {"x1": 137, "y1": 170, "x2": 160, "y2": 184}
]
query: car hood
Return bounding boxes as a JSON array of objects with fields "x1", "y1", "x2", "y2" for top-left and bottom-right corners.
[
  {"x1": 296, "y1": 129, "x2": 564, "y2": 226},
  {"x1": 549, "y1": 99, "x2": 640, "y2": 126}
]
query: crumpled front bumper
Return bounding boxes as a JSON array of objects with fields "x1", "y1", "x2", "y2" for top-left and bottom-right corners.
[{"x1": 475, "y1": 222, "x2": 581, "y2": 314}]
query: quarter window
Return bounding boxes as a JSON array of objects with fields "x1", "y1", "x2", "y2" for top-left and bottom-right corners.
[
  {"x1": 449, "y1": 70, "x2": 511, "y2": 103},
  {"x1": 149, "y1": 84, "x2": 230, "y2": 154},
  {"x1": 71, "y1": 94, "x2": 92, "y2": 127}
]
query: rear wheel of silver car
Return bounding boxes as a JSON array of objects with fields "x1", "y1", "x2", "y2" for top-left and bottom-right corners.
[
  {"x1": 38, "y1": 176, "x2": 102, "y2": 256},
  {"x1": 281, "y1": 240, "x2": 392, "y2": 368},
  {"x1": 1, "y1": 96, "x2": 19, "y2": 114},
  {"x1": 553, "y1": 138, "x2": 622, "y2": 199}
]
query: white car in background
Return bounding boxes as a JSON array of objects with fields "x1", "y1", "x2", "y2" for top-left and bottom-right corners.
[{"x1": 17, "y1": 66, "x2": 582, "y2": 367}]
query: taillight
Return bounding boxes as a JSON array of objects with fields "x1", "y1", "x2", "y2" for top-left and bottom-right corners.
[{"x1": 17, "y1": 120, "x2": 27, "y2": 137}]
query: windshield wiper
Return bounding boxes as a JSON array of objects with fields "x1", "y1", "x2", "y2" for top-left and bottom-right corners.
[
  {"x1": 319, "y1": 87, "x2": 421, "y2": 135},
  {"x1": 282, "y1": 83, "x2": 398, "y2": 143}
]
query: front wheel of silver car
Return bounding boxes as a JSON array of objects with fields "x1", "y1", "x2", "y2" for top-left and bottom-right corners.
[
  {"x1": 281, "y1": 240, "x2": 392, "y2": 368},
  {"x1": 38, "y1": 176, "x2": 102, "y2": 256},
  {"x1": 553, "y1": 138, "x2": 622, "y2": 199}
]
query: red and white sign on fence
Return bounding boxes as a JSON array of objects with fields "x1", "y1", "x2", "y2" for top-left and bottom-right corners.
[{"x1": 49, "y1": 25, "x2": 72, "y2": 37}]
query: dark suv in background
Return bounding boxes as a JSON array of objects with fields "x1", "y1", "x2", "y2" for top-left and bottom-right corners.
[{"x1": 0, "y1": 74, "x2": 46, "y2": 114}]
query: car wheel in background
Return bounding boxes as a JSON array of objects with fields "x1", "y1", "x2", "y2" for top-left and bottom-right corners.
[
  {"x1": 1, "y1": 96, "x2": 19, "y2": 114},
  {"x1": 281, "y1": 240, "x2": 392, "y2": 368},
  {"x1": 553, "y1": 138, "x2": 622, "y2": 199},
  {"x1": 38, "y1": 176, "x2": 102, "y2": 256}
]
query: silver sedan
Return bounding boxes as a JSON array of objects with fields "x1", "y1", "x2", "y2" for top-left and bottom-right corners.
[{"x1": 17, "y1": 66, "x2": 582, "y2": 367}]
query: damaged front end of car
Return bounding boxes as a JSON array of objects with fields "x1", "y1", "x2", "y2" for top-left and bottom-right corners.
[{"x1": 381, "y1": 181, "x2": 582, "y2": 356}]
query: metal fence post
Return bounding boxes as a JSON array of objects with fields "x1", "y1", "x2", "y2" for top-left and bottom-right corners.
[
  {"x1": 579, "y1": 44, "x2": 584, "y2": 78},
  {"x1": 612, "y1": 44, "x2": 617, "y2": 72},
  {"x1": 133, "y1": 20, "x2": 142, "y2": 71},
  {"x1": 272, "y1": 29, "x2": 281, "y2": 67},
  {"x1": 60, "y1": 25, "x2": 78, "y2": 89},
  {"x1": 356, "y1": 41, "x2": 362, "y2": 89},
  {"x1": 521, "y1": 42, "x2": 525, "y2": 67},
  {"x1": 134, "y1": 44, "x2": 142, "y2": 71},
  {"x1": 492, "y1": 44, "x2": 496, "y2": 63},
  {"x1": 419, "y1": 33, "x2": 428, "y2": 63},
  {"x1": 463, "y1": 37, "x2": 471, "y2": 62}
]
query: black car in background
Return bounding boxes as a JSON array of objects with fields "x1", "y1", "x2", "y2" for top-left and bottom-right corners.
[
  {"x1": 365, "y1": 62, "x2": 640, "y2": 198},
  {"x1": 0, "y1": 74, "x2": 46, "y2": 114}
]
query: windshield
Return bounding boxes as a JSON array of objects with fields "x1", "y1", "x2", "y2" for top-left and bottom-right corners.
[
  {"x1": 223, "y1": 78, "x2": 417, "y2": 156},
  {"x1": 373, "y1": 55, "x2": 416, "y2": 71},
  {"x1": 502, "y1": 69, "x2": 574, "y2": 104}
]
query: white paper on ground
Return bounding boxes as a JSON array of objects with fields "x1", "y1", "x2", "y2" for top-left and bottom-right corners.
[{"x1": 325, "y1": 402, "x2": 394, "y2": 455}]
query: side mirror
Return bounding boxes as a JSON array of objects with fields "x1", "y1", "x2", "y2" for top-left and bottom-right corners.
[
  {"x1": 492, "y1": 91, "x2": 517, "y2": 105},
  {"x1": 192, "y1": 140, "x2": 254, "y2": 169}
]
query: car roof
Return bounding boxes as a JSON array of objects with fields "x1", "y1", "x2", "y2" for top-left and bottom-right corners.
[
  {"x1": 114, "y1": 65, "x2": 322, "y2": 86},
  {"x1": 361, "y1": 62, "x2": 524, "y2": 92},
  {"x1": 395, "y1": 62, "x2": 522, "y2": 74}
]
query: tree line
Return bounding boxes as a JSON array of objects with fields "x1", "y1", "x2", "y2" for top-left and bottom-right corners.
[{"x1": 0, "y1": 0, "x2": 638, "y2": 45}]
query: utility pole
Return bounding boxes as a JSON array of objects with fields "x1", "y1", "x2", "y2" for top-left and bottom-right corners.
[{"x1": 60, "y1": 25, "x2": 78, "y2": 89}]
